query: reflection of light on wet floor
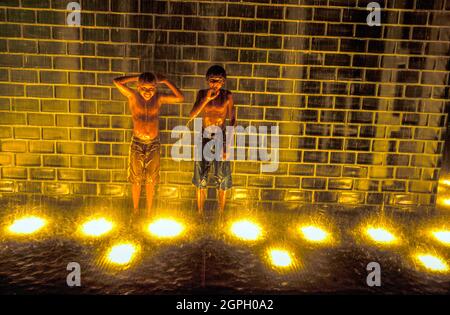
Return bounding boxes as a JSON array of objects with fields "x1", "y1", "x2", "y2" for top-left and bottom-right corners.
[
  {"x1": 81, "y1": 218, "x2": 114, "y2": 237},
  {"x1": 431, "y1": 230, "x2": 450, "y2": 246},
  {"x1": 299, "y1": 225, "x2": 329, "y2": 243},
  {"x1": 107, "y1": 242, "x2": 139, "y2": 266},
  {"x1": 147, "y1": 218, "x2": 185, "y2": 239},
  {"x1": 415, "y1": 254, "x2": 449, "y2": 272},
  {"x1": 8, "y1": 216, "x2": 47, "y2": 235},
  {"x1": 230, "y1": 219, "x2": 262, "y2": 241},
  {"x1": 268, "y1": 248, "x2": 293, "y2": 268},
  {"x1": 4, "y1": 207, "x2": 450, "y2": 284},
  {"x1": 365, "y1": 226, "x2": 397, "y2": 245}
]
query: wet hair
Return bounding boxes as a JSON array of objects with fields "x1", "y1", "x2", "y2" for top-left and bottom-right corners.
[
  {"x1": 138, "y1": 72, "x2": 156, "y2": 84},
  {"x1": 206, "y1": 65, "x2": 226, "y2": 79}
]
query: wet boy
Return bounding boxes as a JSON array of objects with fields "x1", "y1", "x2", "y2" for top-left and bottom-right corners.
[
  {"x1": 189, "y1": 65, "x2": 236, "y2": 216},
  {"x1": 113, "y1": 72, "x2": 184, "y2": 218}
]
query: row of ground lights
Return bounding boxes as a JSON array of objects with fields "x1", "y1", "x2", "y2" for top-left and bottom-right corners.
[
  {"x1": 7, "y1": 216, "x2": 185, "y2": 239},
  {"x1": 5, "y1": 215, "x2": 450, "y2": 273}
]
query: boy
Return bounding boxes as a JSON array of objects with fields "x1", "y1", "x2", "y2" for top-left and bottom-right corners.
[
  {"x1": 189, "y1": 65, "x2": 236, "y2": 216},
  {"x1": 113, "y1": 72, "x2": 184, "y2": 218}
]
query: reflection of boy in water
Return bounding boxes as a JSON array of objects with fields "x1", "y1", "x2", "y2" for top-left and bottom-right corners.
[
  {"x1": 113, "y1": 72, "x2": 184, "y2": 218},
  {"x1": 189, "y1": 65, "x2": 236, "y2": 217}
]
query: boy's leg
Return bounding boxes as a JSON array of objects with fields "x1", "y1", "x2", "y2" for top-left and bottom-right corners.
[
  {"x1": 196, "y1": 188, "x2": 207, "y2": 215},
  {"x1": 128, "y1": 138, "x2": 145, "y2": 217},
  {"x1": 145, "y1": 182, "x2": 155, "y2": 216},
  {"x1": 217, "y1": 189, "x2": 227, "y2": 213},
  {"x1": 193, "y1": 155, "x2": 210, "y2": 216},
  {"x1": 132, "y1": 183, "x2": 141, "y2": 214},
  {"x1": 144, "y1": 139, "x2": 160, "y2": 217},
  {"x1": 215, "y1": 158, "x2": 232, "y2": 216}
]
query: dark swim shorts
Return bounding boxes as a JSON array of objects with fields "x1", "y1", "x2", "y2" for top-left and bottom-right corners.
[
  {"x1": 128, "y1": 135, "x2": 160, "y2": 185},
  {"x1": 192, "y1": 131, "x2": 232, "y2": 190}
]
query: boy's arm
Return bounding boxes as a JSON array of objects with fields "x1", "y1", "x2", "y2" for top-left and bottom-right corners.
[
  {"x1": 157, "y1": 74, "x2": 185, "y2": 104},
  {"x1": 189, "y1": 90, "x2": 206, "y2": 120},
  {"x1": 189, "y1": 89, "x2": 219, "y2": 120},
  {"x1": 227, "y1": 92, "x2": 236, "y2": 127},
  {"x1": 224, "y1": 92, "x2": 236, "y2": 160},
  {"x1": 113, "y1": 75, "x2": 138, "y2": 99}
]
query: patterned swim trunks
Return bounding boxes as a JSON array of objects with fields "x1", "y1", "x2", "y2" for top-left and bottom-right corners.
[
  {"x1": 128, "y1": 135, "x2": 160, "y2": 185},
  {"x1": 192, "y1": 130, "x2": 232, "y2": 190}
]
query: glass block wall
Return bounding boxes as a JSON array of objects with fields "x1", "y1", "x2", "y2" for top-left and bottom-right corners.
[{"x1": 0, "y1": 0, "x2": 449, "y2": 212}]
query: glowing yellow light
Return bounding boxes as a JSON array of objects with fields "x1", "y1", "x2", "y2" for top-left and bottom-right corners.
[
  {"x1": 440, "y1": 179, "x2": 450, "y2": 186},
  {"x1": 230, "y1": 220, "x2": 262, "y2": 241},
  {"x1": 299, "y1": 225, "x2": 329, "y2": 243},
  {"x1": 365, "y1": 226, "x2": 397, "y2": 244},
  {"x1": 147, "y1": 218, "x2": 184, "y2": 239},
  {"x1": 8, "y1": 216, "x2": 47, "y2": 235},
  {"x1": 107, "y1": 243, "x2": 138, "y2": 265},
  {"x1": 442, "y1": 198, "x2": 450, "y2": 206},
  {"x1": 416, "y1": 254, "x2": 449, "y2": 272},
  {"x1": 81, "y1": 218, "x2": 114, "y2": 237},
  {"x1": 431, "y1": 230, "x2": 450, "y2": 245},
  {"x1": 268, "y1": 248, "x2": 293, "y2": 268}
]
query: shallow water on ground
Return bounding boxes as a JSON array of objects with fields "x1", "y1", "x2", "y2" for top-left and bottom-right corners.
[{"x1": 0, "y1": 199, "x2": 449, "y2": 294}]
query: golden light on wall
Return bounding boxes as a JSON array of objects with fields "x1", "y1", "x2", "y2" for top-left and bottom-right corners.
[
  {"x1": 229, "y1": 219, "x2": 263, "y2": 241},
  {"x1": 147, "y1": 218, "x2": 185, "y2": 239},
  {"x1": 439, "y1": 179, "x2": 450, "y2": 186},
  {"x1": 438, "y1": 197, "x2": 450, "y2": 207},
  {"x1": 414, "y1": 253, "x2": 449, "y2": 273},
  {"x1": 106, "y1": 242, "x2": 139, "y2": 266},
  {"x1": 80, "y1": 217, "x2": 114, "y2": 237},
  {"x1": 7, "y1": 216, "x2": 47, "y2": 235}
]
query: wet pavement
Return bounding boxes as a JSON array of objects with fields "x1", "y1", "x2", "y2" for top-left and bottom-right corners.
[{"x1": 0, "y1": 198, "x2": 449, "y2": 295}]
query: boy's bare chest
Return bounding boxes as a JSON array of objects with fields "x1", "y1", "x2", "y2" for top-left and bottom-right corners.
[
  {"x1": 204, "y1": 96, "x2": 227, "y2": 114},
  {"x1": 132, "y1": 98, "x2": 159, "y2": 116}
]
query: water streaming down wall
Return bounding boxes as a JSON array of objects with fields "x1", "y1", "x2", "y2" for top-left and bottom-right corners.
[{"x1": 0, "y1": 0, "x2": 449, "y2": 212}]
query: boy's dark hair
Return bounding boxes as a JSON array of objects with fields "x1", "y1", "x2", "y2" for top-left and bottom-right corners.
[
  {"x1": 138, "y1": 72, "x2": 156, "y2": 84},
  {"x1": 206, "y1": 65, "x2": 226, "y2": 79}
]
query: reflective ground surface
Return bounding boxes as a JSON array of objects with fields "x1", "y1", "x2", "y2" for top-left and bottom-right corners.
[{"x1": 0, "y1": 197, "x2": 449, "y2": 295}]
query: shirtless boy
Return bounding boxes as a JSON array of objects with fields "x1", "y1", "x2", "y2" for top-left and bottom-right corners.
[
  {"x1": 113, "y1": 72, "x2": 184, "y2": 218},
  {"x1": 189, "y1": 65, "x2": 236, "y2": 216}
]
